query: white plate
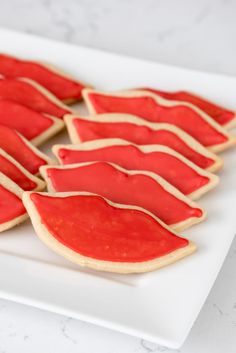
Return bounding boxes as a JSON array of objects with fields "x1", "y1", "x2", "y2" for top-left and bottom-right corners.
[{"x1": 0, "y1": 28, "x2": 236, "y2": 349}]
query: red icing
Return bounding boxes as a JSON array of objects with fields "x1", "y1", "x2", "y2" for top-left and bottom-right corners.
[
  {"x1": 58, "y1": 144, "x2": 209, "y2": 195},
  {"x1": 0, "y1": 154, "x2": 37, "y2": 190},
  {"x1": 142, "y1": 88, "x2": 235, "y2": 126},
  {"x1": 46, "y1": 162, "x2": 203, "y2": 225},
  {"x1": 73, "y1": 118, "x2": 214, "y2": 169},
  {"x1": 0, "y1": 125, "x2": 48, "y2": 174},
  {"x1": 0, "y1": 100, "x2": 54, "y2": 140},
  {"x1": 30, "y1": 193, "x2": 189, "y2": 262},
  {"x1": 88, "y1": 93, "x2": 228, "y2": 146},
  {"x1": 0, "y1": 185, "x2": 26, "y2": 224},
  {"x1": 0, "y1": 54, "x2": 84, "y2": 101},
  {"x1": 0, "y1": 78, "x2": 70, "y2": 118}
]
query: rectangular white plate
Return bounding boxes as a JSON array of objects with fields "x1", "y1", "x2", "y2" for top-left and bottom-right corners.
[{"x1": 0, "y1": 28, "x2": 236, "y2": 349}]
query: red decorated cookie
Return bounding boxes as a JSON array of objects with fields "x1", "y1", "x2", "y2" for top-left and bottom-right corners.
[
  {"x1": 65, "y1": 114, "x2": 222, "y2": 172},
  {"x1": 23, "y1": 192, "x2": 196, "y2": 273},
  {"x1": 0, "y1": 124, "x2": 54, "y2": 174},
  {"x1": 0, "y1": 78, "x2": 72, "y2": 118},
  {"x1": 0, "y1": 149, "x2": 45, "y2": 191},
  {"x1": 139, "y1": 87, "x2": 236, "y2": 129},
  {"x1": 0, "y1": 173, "x2": 28, "y2": 232},
  {"x1": 40, "y1": 161, "x2": 205, "y2": 231},
  {"x1": 0, "y1": 53, "x2": 88, "y2": 103},
  {"x1": 83, "y1": 89, "x2": 236, "y2": 152},
  {"x1": 53, "y1": 139, "x2": 219, "y2": 200},
  {"x1": 0, "y1": 100, "x2": 64, "y2": 146}
]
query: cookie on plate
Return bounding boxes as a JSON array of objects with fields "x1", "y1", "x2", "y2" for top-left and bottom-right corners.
[
  {"x1": 83, "y1": 89, "x2": 236, "y2": 152},
  {"x1": 0, "y1": 53, "x2": 90, "y2": 103},
  {"x1": 23, "y1": 191, "x2": 196, "y2": 274},
  {"x1": 137, "y1": 87, "x2": 236, "y2": 129},
  {"x1": 64, "y1": 113, "x2": 222, "y2": 172},
  {"x1": 0, "y1": 148, "x2": 45, "y2": 191},
  {"x1": 0, "y1": 124, "x2": 55, "y2": 175},
  {"x1": 0, "y1": 78, "x2": 72, "y2": 119},
  {"x1": 40, "y1": 161, "x2": 206, "y2": 231},
  {"x1": 0, "y1": 100, "x2": 64, "y2": 146},
  {"x1": 52, "y1": 138, "x2": 219, "y2": 200}
]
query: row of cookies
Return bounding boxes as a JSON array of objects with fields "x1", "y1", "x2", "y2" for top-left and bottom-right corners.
[
  {"x1": 32, "y1": 87, "x2": 236, "y2": 273},
  {"x1": 1, "y1": 53, "x2": 235, "y2": 128},
  {"x1": 0, "y1": 53, "x2": 235, "y2": 274},
  {"x1": 0, "y1": 53, "x2": 91, "y2": 231}
]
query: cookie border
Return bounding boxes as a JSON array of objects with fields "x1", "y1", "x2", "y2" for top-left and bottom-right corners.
[
  {"x1": 64, "y1": 113, "x2": 223, "y2": 173},
  {"x1": 0, "y1": 172, "x2": 28, "y2": 232},
  {"x1": 52, "y1": 138, "x2": 219, "y2": 200},
  {"x1": 0, "y1": 148, "x2": 45, "y2": 191},
  {"x1": 40, "y1": 161, "x2": 206, "y2": 232},
  {"x1": 82, "y1": 89, "x2": 236, "y2": 153},
  {"x1": 23, "y1": 191, "x2": 196, "y2": 274}
]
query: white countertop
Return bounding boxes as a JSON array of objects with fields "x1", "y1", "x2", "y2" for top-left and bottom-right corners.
[{"x1": 0, "y1": 0, "x2": 236, "y2": 352}]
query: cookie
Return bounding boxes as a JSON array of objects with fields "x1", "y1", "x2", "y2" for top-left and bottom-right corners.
[
  {"x1": 23, "y1": 191, "x2": 196, "y2": 273},
  {"x1": 138, "y1": 87, "x2": 236, "y2": 129},
  {"x1": 0, "y1": 78, "x2": 72, "y2": 118},
  {"x1": 83, "y1": 89, "x2": 236, "y2": 152},
  {"x1": 0, "y1": 100, "x2": 64, "y2": 146},
  {"x1": 52, "y1": 139, "x2": 219, "y2": 200},
  {"x1": 0, "y1": 124, "x2": 55, "y2": 175},
  {"x1": 0, "y1": 148, "x2": 45, "y2": 191},
  {"x1": 0, "y1": 53, "x2": 90, "y2": 103},
  {"x1": 0, "y1": 172, "x2": 28, "y2": 232},
  {"x1": 64, "y1": 113, "x2": 222, "y2": 172},
  {"x1": 40, "y1": 161, "x2": 206, "y2": 231}
]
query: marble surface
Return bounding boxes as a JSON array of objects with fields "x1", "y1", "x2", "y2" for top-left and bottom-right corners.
[{"x1": 0, "y1": 0, "x2": 236, "y2": 352}]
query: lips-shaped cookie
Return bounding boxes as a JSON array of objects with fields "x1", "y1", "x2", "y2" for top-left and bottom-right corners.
[
  {"x1": 0, "y1": 53, "x2": 88, "y2": 103},
  {"x1": 0, "y1": 78, "x2": 72, "y2": 118},
  {"x1": 23, "y1": 192, "x2": 196, "y2": 273},
  {"x1": 52, "y1": 139, "x2": 219, "y2": 199},
  {"x1": 40, "y1": 161, "x2": 205, "y2": 231},
  {"x1": 0, "y1": 125, "x2": 55, "y2": 174},
  {"x1": 139, "y1": 87, "x2": 236, "y2": 129},
  {"x1": 65, "y1": 113, "x2": 222, "y2": 172},
  {"x1": 83, "y1": 89, "x2": 236, "y2": 152},
  {"x1": 0, "y1": 100, "x2": 64, "y2": 146},
  {"x1": 0, "y1": 173, "x2": 28, "y2": 232},
  {"x1": 0, "y1": 149, "x2": 45, "y2": 191}
]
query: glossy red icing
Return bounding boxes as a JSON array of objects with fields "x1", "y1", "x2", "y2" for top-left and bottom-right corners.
[
  {"x1": 0, "y1": 154, "x2": 37, "y2": 190},
  {"x1": 46, "y1": 162, "x2": 203, "y2": 225},
  {"x1": 0, "y1": 125, "x2": 48, "y2": 174},
  {"x1": 0, "y1": 54, "x2": 85, "y2": 101},
  {"x1": 73, "y1": 118, "x2": 214, "y2": 169},
  {"x1": 57, "y1": 145, "x2": 210, "y2": 195},
  {"x1": 0, "y1": 100, "x2": 54, "y2": 140},
  {"x1": 0, "y1": 78, "x2": 70, "y2": 118},
  {"x1": 30, "y1": 193, "x2": 189, "y2": 262},
  {"x1": 142, "y1": 88, "x2": 235, "y2": 126},
  {"x1": 87, "y1": 93, "x2": 228, "y2": 146},
  {"x1": 0, "y1": 185, "x2": 26, "y2": 224}
]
